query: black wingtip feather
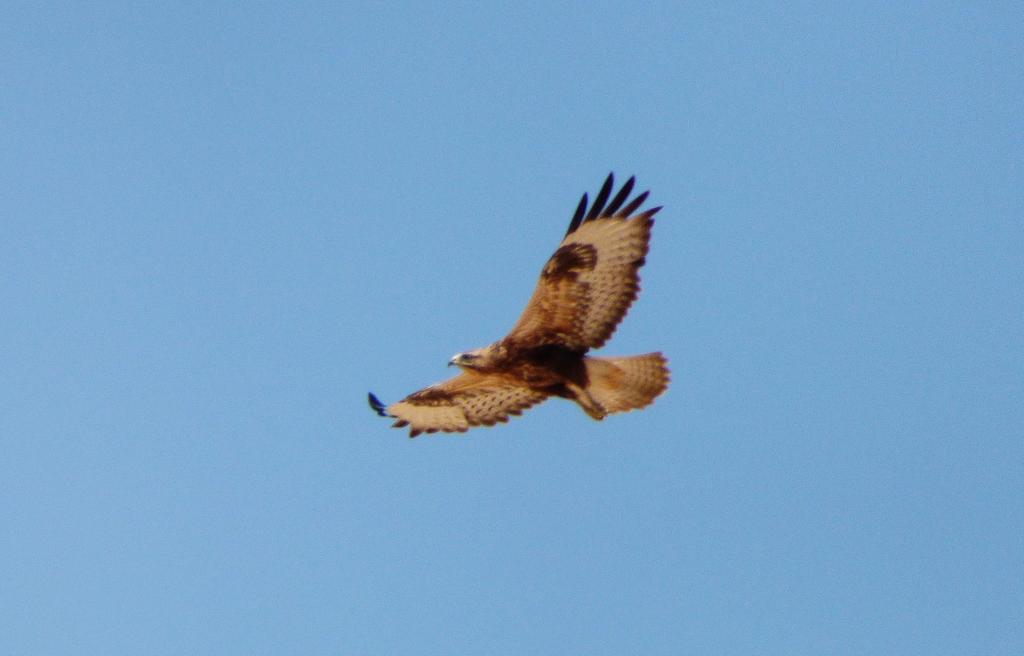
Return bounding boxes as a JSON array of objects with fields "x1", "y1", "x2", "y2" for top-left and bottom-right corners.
[
  {"x1": 617, "y1": 190, "x2": 650, "y2": 217},
  {"x1": 584, "y1": 173, "x2": 615, "y2": 222},
  {"x1": 604, "y1": 176, "x2": 635, "y2": 216},
  {"x1": 565, "y1": 193, "x2": 588, "y2": 236},
  {"x1": 368, "y1": 392, "x2": 388, "y2": 417},
  {"x1": 565, "y1": 174, "x2": 654, "y2": 235}
]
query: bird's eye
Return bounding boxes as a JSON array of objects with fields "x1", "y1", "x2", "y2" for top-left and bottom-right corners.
[{"x1": 462, "y1": 353, "x2": 476, "y2": 360}]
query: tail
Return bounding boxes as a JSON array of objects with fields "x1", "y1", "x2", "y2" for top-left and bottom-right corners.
[{"x1": 576, "y1": 352, "x2": 670, "y2": 419}]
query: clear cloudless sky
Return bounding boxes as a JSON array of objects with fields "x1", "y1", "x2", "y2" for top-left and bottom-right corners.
[{"x1": 2, "y1": 3, "x2": 1021, "y2": 654}]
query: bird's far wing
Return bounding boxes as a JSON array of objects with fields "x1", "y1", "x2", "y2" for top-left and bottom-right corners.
[
  {"x1": 369, "y1": 372, "x2": 549, "y2": 437},
  {"x1": 505, "y1": 174, "x2": 661, "y2": 351}
]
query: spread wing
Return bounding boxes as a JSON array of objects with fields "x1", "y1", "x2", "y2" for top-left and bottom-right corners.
[
  {"x1": 368, "y1": 372, "x2": 549, "y2": 438},
  {"x1": 505, "y1": 174, "x2": 661, "y2": 351}
]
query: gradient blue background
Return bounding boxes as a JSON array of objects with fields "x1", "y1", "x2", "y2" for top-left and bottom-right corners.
[{"x1": 2, "y1": 3, "x2": 1021, "y2": 654}]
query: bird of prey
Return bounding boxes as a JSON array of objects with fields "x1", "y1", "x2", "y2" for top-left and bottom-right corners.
[{"x1": 369, "y1": 173, "x2": 669, "y2": 437}]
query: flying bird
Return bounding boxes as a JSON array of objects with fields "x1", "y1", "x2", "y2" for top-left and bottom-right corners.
[{"x1": 368, "y1": 173, "x2": 669, "y2": 437}]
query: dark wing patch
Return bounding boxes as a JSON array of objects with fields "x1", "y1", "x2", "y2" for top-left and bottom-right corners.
[{"x1": 542, "y1": 243, "x2": 598, "y2": 281}]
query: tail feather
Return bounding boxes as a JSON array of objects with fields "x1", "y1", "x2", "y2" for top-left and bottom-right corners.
[{"x1": 581, "y1": 352, "x2": 670, "y2": 418}]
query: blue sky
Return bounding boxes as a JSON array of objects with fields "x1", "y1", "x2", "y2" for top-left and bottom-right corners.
[{"x1": 2, "y1": 2, "x2": 1021, "y2": 654}]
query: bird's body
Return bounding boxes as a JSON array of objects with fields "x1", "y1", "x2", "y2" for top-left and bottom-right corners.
[{"x1": 369, "y1": 174, "x2": 669, "y2": 437}]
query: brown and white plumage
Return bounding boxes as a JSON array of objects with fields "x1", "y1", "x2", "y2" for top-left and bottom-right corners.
[
  {"x1": 369, "y1": 173, "x2": 670, "y2": 437},
  {"x1": 507, "y1": 174, "x2": 653, "y2": 351},
  {"x1": 369, "y1": 372, "x2": 548, "y2": 436}
]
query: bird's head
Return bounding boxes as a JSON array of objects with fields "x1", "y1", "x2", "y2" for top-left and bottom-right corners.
[{"x1": 449, "y1": 348, "x2": 488, "y2": 370}]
